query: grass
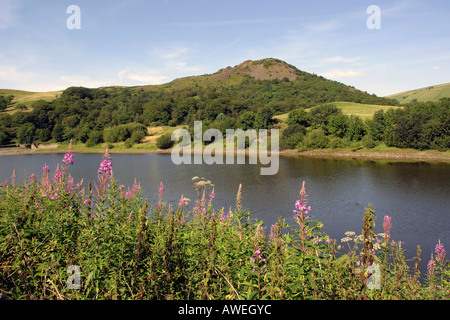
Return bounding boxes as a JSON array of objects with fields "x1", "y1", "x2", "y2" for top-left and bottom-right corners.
[
  {"x1": 274, "y1": 102, "x2": 401, "y2": 123},
  {"x1": 386, "y1": 82, "x2": 450, "y2": 104},
  {"x1": 327, "y1": 102, "x2": 402, "y2": 119},
  {"x1": 0, "y1": 89, "x2": 62, "y2": 108}
]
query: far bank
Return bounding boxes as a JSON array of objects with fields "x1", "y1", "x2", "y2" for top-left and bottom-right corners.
[{"x1": 0, "y1": 143, "x2": 449, "y2": 163}]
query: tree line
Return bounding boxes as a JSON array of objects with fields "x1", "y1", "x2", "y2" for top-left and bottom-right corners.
[
  {"x1": 0, "y1": 79, "x2": 446, "y2": 152},
  {"x1": 281, "y1": 99, "x2": 449, "y2": 151}
]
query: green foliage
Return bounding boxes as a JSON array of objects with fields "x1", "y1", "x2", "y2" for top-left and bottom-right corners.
[
  {"x1": 1, "y1": 68, "x2": 446, "y2": 152},
  {"x1": 287, "y1": 108, "x2": 310, "y2": 127},
  {"x1": 17, "y1": 123, "x2": 36, "y2": 144},
  {"x1": 301, "y1": 129, "x2": 329, "y2": 150},
  {"x1": 156, "y1": 133, "x2": 174, "y2": 149},
  {"x1": 0, "y1": 150, "x2": 449, "y2": 300},
  {"x1": 309, "y1": 104, "x2": 342, "y2": 131},
  {"x1": 281, "y1": 124, "x2": 306, "y2": 149},
  {"x1": 254, "y1": 106, "x2": 275, "y2": 130},
  {"x1": 0, "y1": 95, "x2": 13, "y2": 111}
]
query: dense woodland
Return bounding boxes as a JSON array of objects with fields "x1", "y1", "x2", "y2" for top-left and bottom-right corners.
[{"x1": 0, "y1": 70, "x2": 448, "y2": 151}]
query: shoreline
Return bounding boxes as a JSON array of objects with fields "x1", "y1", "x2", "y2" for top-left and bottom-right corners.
[{"x1": 0, "y1": 145, "x2": 449, "y2": 163}]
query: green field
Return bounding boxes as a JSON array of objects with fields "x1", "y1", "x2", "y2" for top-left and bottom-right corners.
[
  {"x1": 386, "y1": 82, "x2": 450, "y2": 104},
  {"x1": 329, "y1": 102, "x2": 402, "y2": 119},
  {"x1": 275, "y1": 102, "x2": 401, "y2": 124},
  {"x1": 0, "y1": 88, "x2": 62, "y2": 112}
]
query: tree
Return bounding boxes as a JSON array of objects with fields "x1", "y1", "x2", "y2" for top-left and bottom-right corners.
[
  {"x1": 345, "y1": 115, "x2": 365, "y2": 141},
  {"x1": 52, "y1": 124, "x2": 65, "y2": 142},
  {"x1": 0, "y1": 126, "x2": 11, "y2": 145},
  {"x1": 287, "y1": 108, "x2": 310, "y2": 127},
  {"x1": 17, "y1": 123, "x2": 36, "y2": 144},
  {"x1": 238, "y1": 111, "x2": 255, "y2": 130},
  {"x1": 309, "y1": 104, "x2": 342, "y2": 130},
  {"x1": 254, "y1": 106, "x2": 275, "y2": 130},
  {"x1": 281, "y1": 124, "x2": 306, "y2": 149},
  {"x1": 327, "y1": 114, "x2": 348, "y2": 138}
]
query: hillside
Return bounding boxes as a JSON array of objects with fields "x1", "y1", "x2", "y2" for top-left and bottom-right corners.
[
  {"x1": 0, "y1": 89, "x2": 62, "y2": 112},
  {"x1": 386, "y1": 82, "x2": 450, "y2": 104}
]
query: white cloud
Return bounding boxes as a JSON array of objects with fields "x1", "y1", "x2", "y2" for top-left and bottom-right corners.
[
  {"x1": 321, "y1": 70, "x2": 368, "y2": 79},
  {"x1": 118, "y1": 68, "x2": 168, "y2": 85}
]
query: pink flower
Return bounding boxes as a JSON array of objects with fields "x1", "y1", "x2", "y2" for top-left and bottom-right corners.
[
  {"x1": 435, "y1": 240, "x2": 446, "y2": 264},
  {"x1": 63, "y1": 140, "x2": 74, "y2": 165},
  {"x1": 98, "y1": 159, "x2": 112, "y2": 176},
  {"x1": 29, "y1": 174, "x2": 37, "y2": 180},
  {"x1": 428, "y1": 255, "x2": 436, "y2": 276},
  {"x1": 43, "y1": 165, "x2": 49, "y2": 173},
  {"x1": 178, "y1": 194, "x2": 187, "y2": 206},
  {"x1": 383, "y1": 215, "x2": 392, "y2": 241},
  {"x1": 158, "y1": 182, "x2": 164, "y2": 198},
  {"x1": 63, "y1": 152, "x2": 74, "y2": 165}
]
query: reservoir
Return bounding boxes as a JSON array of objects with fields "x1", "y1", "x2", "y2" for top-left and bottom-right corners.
[{"x1": 1, "y1": 152, "x2": 449, "y2": 273}]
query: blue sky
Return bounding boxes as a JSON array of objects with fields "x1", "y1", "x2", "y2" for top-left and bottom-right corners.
[{"x1": 0, "y1": 0, "x2": 449, "y2": 96}]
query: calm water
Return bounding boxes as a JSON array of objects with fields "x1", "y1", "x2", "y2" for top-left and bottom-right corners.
[{"x1": 1, "y1": 152, "x2": 449, "y2": 272}]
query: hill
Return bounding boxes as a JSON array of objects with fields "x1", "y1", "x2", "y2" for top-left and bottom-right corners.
[
  {"x1": 0, "y1": 89, "x2": 62, "y2": 113},
  {"x1": 386, "y1": 82, "x2": 450, "y2": 104},
  {"x1": 1, "y1": 57, "x2": 412, "y2": 149}
]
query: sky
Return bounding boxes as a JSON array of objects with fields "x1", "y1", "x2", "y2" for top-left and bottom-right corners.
[{"x1": 0, "y1": 0, "x2": 449, "y2": 96}]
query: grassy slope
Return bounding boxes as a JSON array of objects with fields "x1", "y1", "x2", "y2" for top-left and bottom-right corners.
[
  {"x1": 331, "y1": 101, "x2": 402, "y2": 119},
  {"x1": 0, "y1": 89, "x2": 62, "y2": 113},
  {"x1": 274, "y1": 102, "x2": 402, "y2": 123},
  {"x1": 386, "y1": 82, "x2": 450, "y2": 104}
]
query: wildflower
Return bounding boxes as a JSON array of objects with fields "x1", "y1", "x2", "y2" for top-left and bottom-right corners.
[
  {"x1": 96, "y1": 146, "x2": 113, "y2": 199},
  {"x1": 62, "y1": 152, "x2": 74, "y2": 166},
  {"x1": 98, "y1": 158, "x2": 112, "y2": 176},
  {"x1": 341, "y1": 237, "x2": 352, "y2": 243},
  {"x1": 269, "y1": 224, "x2": 282, "y2": 246},
  {"x1": 62, "y1": 139, "x2": 74, "y2": 165},
  {"x1": 43, "y1": 165, "x2": 49, "y2": 173},
  {"x1": 345, "y1": 231, "x2": 355, "y2": 237},
  {"x1": 383, "y1": 215, "x2": 392, "y2": 242},
  {"x1": 254, "y1": 247, "x2": 262, "y2": 259},
  {"x1": 178, "y1": 194, "x2": 189, "y2": 207},
  {"x1": 29, "y1": 174, "x2": 37, "y2": 180},
  {"x1": 427, "y1": 254, "x2": 436, "y2": 277},
  {"x1": 53, "y1": 164, "x2": 63, "y2": 181},
  {"x1": 435, "y1": 240, "x2": 446, "y2": 264},
  {"x1": 125, "y1": 191, "x2": 133, "y2": 199},
  {"x1": 159, "y1": 181, "x2": 164, "y2": 196}
]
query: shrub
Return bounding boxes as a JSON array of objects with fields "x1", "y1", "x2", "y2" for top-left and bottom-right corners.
[
  {"x1": 301, "y1": 129, "x2": 329, "y2": 149},
  {"x1": 327, "y1": 136, "x2": 349, "y2": 149},
  {"x1": 287, "y1": 108, "x2": 310, "y2": 127},
  {"x1": 281, "y1": 124, "x2": 306, "y2": 149},
  {"x1": 362, "y1": 135, "x2": 377, "y2": 149},
  {"x1": 156, "y1": 133, "x2": 174, "y2": 149}
]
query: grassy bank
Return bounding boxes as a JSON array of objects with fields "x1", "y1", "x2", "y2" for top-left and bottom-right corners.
[
  {"x1": 1, "y1": 141, "x2": 449, "y2": 163},
  {"x1": 0, "y1": 146, "x2": 449, "y2": 300}
]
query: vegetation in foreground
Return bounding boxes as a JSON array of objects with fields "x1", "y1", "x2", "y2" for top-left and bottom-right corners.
[{"x1": 0, "y1": 145, "x2": 449, "y2": 300}]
